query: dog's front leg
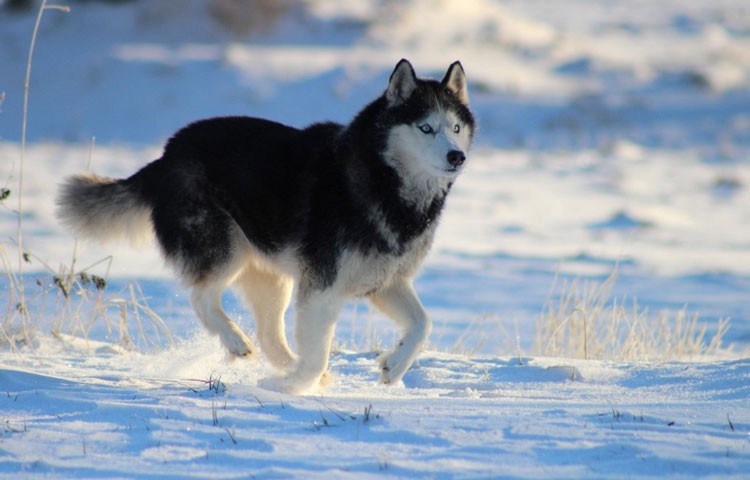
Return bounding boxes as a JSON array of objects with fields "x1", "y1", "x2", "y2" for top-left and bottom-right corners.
[
  {"x1": 369, "y1": 278, "x2": 431, "y2": 384},
  {"x1": 260, "y1": 289, "x2": 343, "y2": 394}
]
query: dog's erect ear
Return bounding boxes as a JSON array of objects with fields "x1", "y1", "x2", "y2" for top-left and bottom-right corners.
[
  {"x1": 386, "y1": 59, "x2": 418, "y2": 106},
  {"x1": 442, "y1": 61, "x2": 469, "y2": 105}
]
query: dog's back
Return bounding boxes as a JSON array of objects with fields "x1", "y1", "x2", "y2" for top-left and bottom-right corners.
[{"x1": 59, "y1": 117, "x2": 346, "y2": 280}]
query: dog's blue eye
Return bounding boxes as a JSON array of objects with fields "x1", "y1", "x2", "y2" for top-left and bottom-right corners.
[
  {"x1": 418, "y1": 124, "x2": 434, "y2": 134},
  {"x1": 453, "y1": 124, "x2": 461, "y2": 133}
]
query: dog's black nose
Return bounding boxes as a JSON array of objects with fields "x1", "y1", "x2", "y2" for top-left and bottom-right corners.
[{"x1": 447, "y1": 150, "x2": 465, "y2": 167}]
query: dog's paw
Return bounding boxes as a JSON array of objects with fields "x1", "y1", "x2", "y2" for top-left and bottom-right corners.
[
  {"x1": 225, "y1": 343, "x2": 256, "y2": 361},
  {"x1": 379, "y1": 355, "x2": 395, "y2": 384},
  {"x1": 378, "y1": 353, "x2": 411, "y2": 385},
  {"x1": 319, "y1": 370, "x2": 335, "y2": 388},
  {"x1": 257, "y1": 371, "x2": 333, "y2": 395},
  {"x1": 225, "y1": 349, "x2": 256, "y2": 363},
  {"x1": 257, "y1": 375, "x2": 305, "y2": 394},
  {"x1": 220, "y1": 332, "x2": 256, "y2": 360}
]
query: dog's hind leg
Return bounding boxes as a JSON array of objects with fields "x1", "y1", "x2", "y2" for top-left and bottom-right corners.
[
  {"x1": 260, "y1": 290, "x2": 344, "y2": 394},
  {"x1": 147, "y1": 176, "x2": 255, "y2": 358},
  {"x1": 236, "y1": 265, "x2": 296, "y2": 372},
  {"x1": 191, "y1": 281, "x2": 255, "y2": 358},
  {"x1": 369, "y1": 278, "x2": 431, "y2": 384}
]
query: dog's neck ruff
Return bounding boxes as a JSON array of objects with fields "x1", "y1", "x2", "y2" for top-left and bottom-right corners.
[{"x1": 365, "y1": 155, "x2": 451, "y2": 254}]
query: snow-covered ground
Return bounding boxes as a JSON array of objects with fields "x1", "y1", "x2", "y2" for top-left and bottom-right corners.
[
  {"x1": 1, "y1": 0, "x2": 750, "y2": 477},
  {"x1": 3, "y1": 336, "x2": 749, "y2": 478}
]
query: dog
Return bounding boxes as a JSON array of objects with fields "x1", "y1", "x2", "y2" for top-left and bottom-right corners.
[{"x1": 57, "y1": 59, "x2": 476, "y2": 394}]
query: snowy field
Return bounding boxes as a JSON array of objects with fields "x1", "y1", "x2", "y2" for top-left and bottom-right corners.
[{"x1": 1, "y1": 0, "x2": 750, "y2": 477}]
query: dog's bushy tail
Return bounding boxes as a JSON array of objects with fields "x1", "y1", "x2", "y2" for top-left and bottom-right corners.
[{"x1": 56, "y1": 173, "x2": 153, "y2": 246}]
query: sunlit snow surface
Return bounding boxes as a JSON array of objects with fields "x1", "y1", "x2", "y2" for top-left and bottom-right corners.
[{"x1": 1, "y1": 0, "x2": 750, "y2": 478}]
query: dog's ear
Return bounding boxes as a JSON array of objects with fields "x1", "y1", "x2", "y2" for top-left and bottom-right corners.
[
  {"x1": 442, "y1": 61, "x2": 469, "y2": 105},
  {"x1": 386, "y1": 59, "x2": 418, "y2": 106}
]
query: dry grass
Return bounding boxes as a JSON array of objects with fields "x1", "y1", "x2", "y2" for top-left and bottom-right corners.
[
  {"x1": 1, "y1": 1, "x2": 172, "y2": 354},
  {"x1": 532, "y1": 269, "x2": 733, "y2": 361},
  {"x1": 1, "y1": 243, "x2": 174, "y2": 352}
]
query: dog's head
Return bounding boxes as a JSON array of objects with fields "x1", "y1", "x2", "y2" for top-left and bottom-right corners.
[{"x1": 382, "y1": 59, "x2": 476, "y2": 181}]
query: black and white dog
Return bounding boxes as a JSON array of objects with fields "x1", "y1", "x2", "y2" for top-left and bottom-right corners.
[{"x1": 57, "y1": 59, "x2": 476, "y2": 393}]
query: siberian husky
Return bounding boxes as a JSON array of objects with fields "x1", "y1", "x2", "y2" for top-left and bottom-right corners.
[{"x1": 57, "y1": 59, "x2": 476, "y2": 394}]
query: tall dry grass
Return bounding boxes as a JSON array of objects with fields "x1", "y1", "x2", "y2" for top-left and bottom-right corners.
[{"x1": 533, "y1": 269, "x2": 733, "y2": 361}]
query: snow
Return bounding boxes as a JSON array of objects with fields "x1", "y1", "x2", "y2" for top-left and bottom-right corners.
[
  {"x1": 3, "y1": 336, "x2": 749, "y2": 478},
  {"x1": 1, "y1": 0, "x2": 750, "y2": 478}
]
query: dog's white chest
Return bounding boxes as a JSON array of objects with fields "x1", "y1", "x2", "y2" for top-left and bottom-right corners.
[{"x1": 335, "y1": 230, "x2": 435, "y2": 296}]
